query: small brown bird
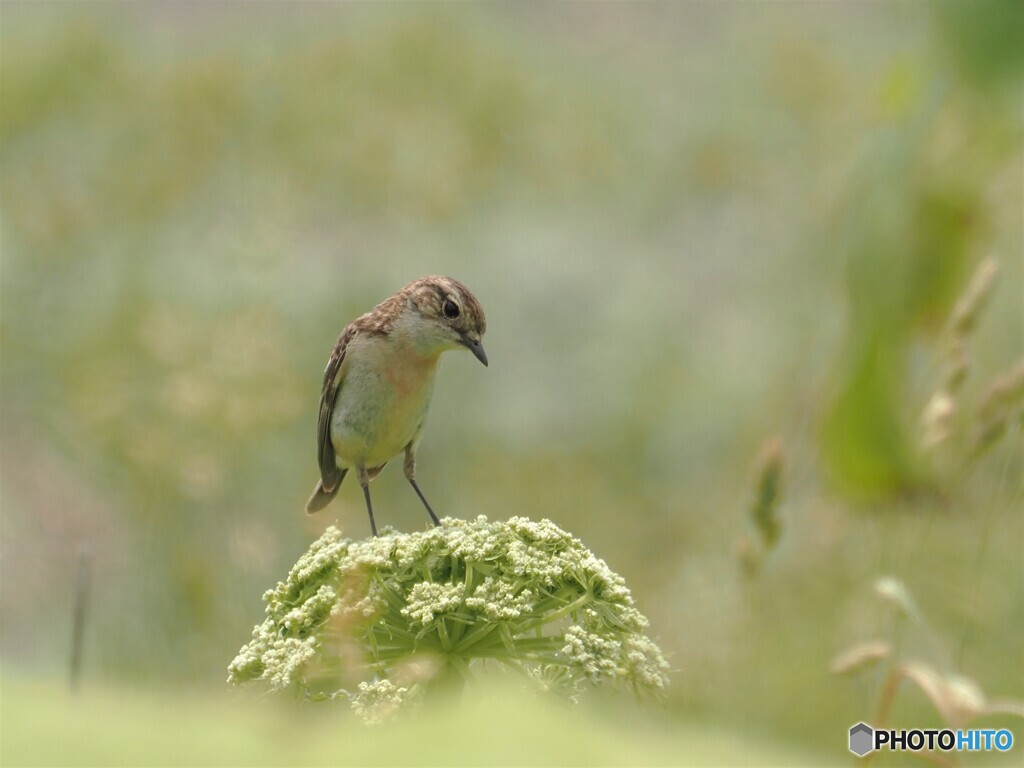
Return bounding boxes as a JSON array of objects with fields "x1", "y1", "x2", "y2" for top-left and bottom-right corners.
[{"x1": 306, "y1": 276, "x2": 488, "y2": 536}]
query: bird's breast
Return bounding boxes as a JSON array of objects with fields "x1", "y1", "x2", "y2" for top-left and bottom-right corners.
[{"x1": 329, "y1": 337, "x2": 440, "y2": 469}]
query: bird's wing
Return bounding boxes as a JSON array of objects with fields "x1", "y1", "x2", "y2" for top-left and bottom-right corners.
[{"x1": 317, "y1": 323, "x2": 358, "y2": 490}]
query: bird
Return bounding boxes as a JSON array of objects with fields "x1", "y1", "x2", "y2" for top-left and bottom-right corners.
[{"x1": 305, "y1": 275, "x2": 488, "y2": 536}]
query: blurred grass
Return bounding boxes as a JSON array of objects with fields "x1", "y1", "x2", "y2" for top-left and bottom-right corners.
[
  {"x1": 1, "y1": 677, "x2": 825, "y2": 768},
  {"x1": 1, "y1": 0, "x2": 1022, "y2": 763}
]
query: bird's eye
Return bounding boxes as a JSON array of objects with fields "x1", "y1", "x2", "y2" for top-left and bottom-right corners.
[{"x1": 443, "y1": 299, "x2": 460, "y2": 319}]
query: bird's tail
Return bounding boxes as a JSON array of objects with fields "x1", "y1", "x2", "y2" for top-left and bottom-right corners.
[{"x1": 305, "y1": 469, "x2": 347, "y2": 514}]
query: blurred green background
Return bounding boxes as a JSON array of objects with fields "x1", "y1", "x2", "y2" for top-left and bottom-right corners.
[{"x1": 2, "y1": 1, "x2": 1021, "y2": 765}]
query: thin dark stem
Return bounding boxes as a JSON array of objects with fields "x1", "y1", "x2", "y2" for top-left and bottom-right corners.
[{"x1": 69, "y1": 545, "x2": 93, "y2": 694}]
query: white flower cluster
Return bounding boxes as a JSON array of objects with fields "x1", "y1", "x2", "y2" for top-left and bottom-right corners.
[
  {"x1": 349, "y1": 680, "x2": 421, "y2": 726},
  {"x1": 228, "y1": 515, "x2": 670, "y2": 713},
  {"x1": 465, "y1": 577, "x2": 534, "y2": 621},
  {"x1": 401, "y1": 581, "x2": 466, "y2": 627},
  {"x1": 287, "y1": 525, "x2": 349, "y2": 587},
  {"x1": 227, "y1": 628, "x2": 317, "y2": 689},
  {"x1": 227, "y1": 528, "x2": 349, "y2": 688},
  {"x1": 622, "y1": 634, "x2": 672, "y2": 689},
  {"x1": 563, "y1": 624, "x2": 621, "y2": 682}
]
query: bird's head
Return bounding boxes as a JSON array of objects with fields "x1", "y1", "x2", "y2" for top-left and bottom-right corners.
[{"x1": 400, "y1": 276, "x2": 488, "y2": 366}]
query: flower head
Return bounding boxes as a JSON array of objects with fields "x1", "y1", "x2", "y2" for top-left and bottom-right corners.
[{"x1": 228, "y1": 516, "x2": 669, "y2": 719}]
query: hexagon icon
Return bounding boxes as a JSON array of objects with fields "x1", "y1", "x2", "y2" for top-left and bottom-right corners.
[{"x1": 849, "y1": 722, "x2": 874, "y2": 757}]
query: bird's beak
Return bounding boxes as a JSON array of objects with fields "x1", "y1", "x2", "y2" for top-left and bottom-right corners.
[{"x1": 462, "y1": 336, "x2": 488, "y2": 367}]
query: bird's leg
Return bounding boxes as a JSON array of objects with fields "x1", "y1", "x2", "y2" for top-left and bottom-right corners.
[
  {"x1": 404, "y1": 444, "x2": 441, "y2": 527},
  {"x1": 357, "y1": 464, "x2": 378, "y2": 537}
]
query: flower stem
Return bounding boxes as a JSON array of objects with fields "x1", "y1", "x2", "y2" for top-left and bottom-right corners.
[{"x1": 523, "y1": 590, "x2": 593, "y2": 631}]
